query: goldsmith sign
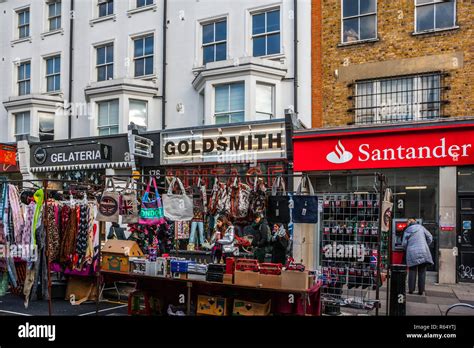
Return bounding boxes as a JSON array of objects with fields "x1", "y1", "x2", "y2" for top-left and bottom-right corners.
[{"x1": 161, "y1": 121, "x2": 287, "y2": 165}]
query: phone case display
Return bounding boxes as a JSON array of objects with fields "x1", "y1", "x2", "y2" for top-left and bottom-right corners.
[{"x1": 320, "y1": 193, "x2": 381, "y2": 311}]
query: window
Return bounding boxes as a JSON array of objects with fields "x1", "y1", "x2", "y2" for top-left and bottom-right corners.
[
  {"x1": 98, "y1": 0, "x2": 114, "y2": 17},
  {"x1": 39, "y1": 112, "x2": 54, "y2": 141},
  {"x1": 252, "y1": 9, "x2": 280, "y2": 57},
  {"x1": 137, "y1": 0, "x2": 153, "y2": 8},
  {"x1": 134, "y1": 35, "x2": 154, "y2": 77},
  {"x1": 97, "y1": 43, "x2": 114, "y2": 81},
  {"x1": 353, "y1": 73, "x2": 443, "y2": 124},
  {"x1": 48, "y1": 1, "x2": 61, "y2": 31},
  {"x1": 256, "y1": 84, "x2": 274, "y2": 120},
  {"x1": 18, "y1": 61, "x2": 31, "y2": 96},
  {"x1": 46, "y1": 56, "x2": 61, "y2": 92},
  {"x1": 342, "y1": 0, "x2": 377, "y2": 43},
  {"x1": 214, "y1": 82, "x2": 244, "y2": 124},
  {"x1": 415, "y1": 0, "x2": 456, "y2": 33},
  {"x1": 98, "y1": 100, "x2": 119, "y2": 135},
  {"x1": 202, "y1": 19, "x2": 227, "y2": 64},
  {"x1": 129, "y1": 99, "x2": 147, "y2": 128},
  {"x1": 18, "y1": 8, "x2": 30, "y2": 38},
  {"x1": 14, "y1": 112, "x2": 30, "y2": 137}
]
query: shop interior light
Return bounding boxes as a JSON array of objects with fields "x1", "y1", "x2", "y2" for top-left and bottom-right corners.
[
  {"x1": 353, "y1": 191, "x2": 369, "y2": 194},
  {"x1": 458, "y1": 172, "x2": 472, "y2": 176},
  {"x1": 394, "y1": 192, "x2": 407, "y2": 195},
  {"x1": 405, "y1": 186, "x2": 427, "y2": 190}
]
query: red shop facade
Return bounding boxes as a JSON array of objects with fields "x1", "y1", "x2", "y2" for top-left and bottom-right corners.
[{"x1": 293, "y1": 118, "x2": 474, "y2": 283}]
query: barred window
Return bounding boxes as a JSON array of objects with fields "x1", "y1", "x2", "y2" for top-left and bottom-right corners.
[{"x1": 352, "y1": 73, "x2": 445, "y2": 124}]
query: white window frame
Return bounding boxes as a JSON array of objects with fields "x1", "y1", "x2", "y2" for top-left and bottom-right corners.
[
  {"x1": 250, "y1": 6, "x2": 282, "y2": 57},
  {"x1": 17, "y1": 7, "x2": 30, "y2": 39},
  {"x1": 96, "y1": 42, "x2": 114, "y2": 81},
  {"x1": 341, "y1": 0, "x2": 377, "y2": 43},
  {"x1": 97, "y1": 99, "x2": 119, "y2": 135},
  {"x1": 18, "y1": 60, "x2": 31, "y2": 96},
  {"x1": 201, "y1": 18, "x2": 228, "y2": 65},
  {"x1": 136, "y1": 0, "x2": 154, "y2": 9},
  {"x1": 45, "y1": 55, "x2": 61, "y2": 92},
  {"x1": 414, "y1": 0, "x2": 457, "y2": 34},
  {"x1": 213, "y1": 82, "x2": 245, "y2": 124},
  {"x1": 14, "y1": 111, "x2": 31, "y2": 137},
  {"x1": 128, "y1": 99, "x2": 148, "y2": 129},
  {"x1": 133, "y1": 34, "x2": 154, "y2": 78},
  {"x1": 48, "y1": 0, "x2": 62, "y2": 31},
  {"x1": 98, "y1": 0, "x2": 114, "y2": 17},
  {"x1": 256, "y1": 82, "x2": 275, "y2": 120}
]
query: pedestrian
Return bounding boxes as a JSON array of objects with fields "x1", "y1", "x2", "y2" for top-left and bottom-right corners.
[
  {"x1": 251, "y1": 213, "x2": 271, "y2": 263},
  {"x1": 271, "y1": 223, "x2": 289, "y2": 265},
  {"x1": 402, "y1": 218, "x2": 434, "y2": 295},
  {"x1": 107, "y1": 222, "x2": 126, "y2": 240},
  {"x1": 214, "y1": 215, "x2": 237, "y2": 262}
]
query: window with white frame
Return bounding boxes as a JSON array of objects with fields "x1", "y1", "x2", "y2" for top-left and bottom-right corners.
[
  {"x1": 202, "y1": 19, "x2": 227, "y2": 65},
  {"x1": 214, "y1": 82, "x2": 245, "y2": 124},
  {"x1": 415, "y1": 0, "x2": 456, "y2": 33},
  {"x1": 353, "y1": 73, "x2": 442, "y2": 124},
  {"x1": 18, "y1": 8, "x2": 30, "y2": 38},
  {"x1": 134, "y1": 35, "x2": 154, "y2": 77},
  {"x1": 256, "y1": 83, "x2": 274, "y2": 120},
  {"x1": 129, "y1": 99, "x2": 148, "y2": 128},
  {"x1": 97, "y1": 43, "x2": 114, "y2": 81},
  {"x1": 252, "y1": 8, "x2": 280, "y2": 57},
  {"x1": 48, "y1": 1, "x2": 61, "y2": 31},
  {"x1": 98, "y1": 0, "x2": 114, "y2": 17},
  {"x1": 136, "y1": 0, "x2": 153, "y2": 8},
  {"x1": 342, "y1": 0, "x2": 377, "y2": 43},
  {"x1": 39, "y1": 112, "x2": 54, "y2": 141},
  {"x1": 18, "y1": 61, "x2": 31, "y2": 96},
  {"x1": 97, "y1": 99, "x2": 119, "y2": 135},
  {"x1": 46, "y1": 56, "x2": 61, "y2": 92},
  {"x1": 14, "y1": 111, "x2": 30, "y2": 138}
]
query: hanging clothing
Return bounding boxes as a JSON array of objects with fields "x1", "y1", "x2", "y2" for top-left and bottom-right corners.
[
  {"x1": 8, "y1": 185, "x2": 24, "y2": 245},
  {"x1": 75, "y1": 204, "x2": 89, "y2": 268},
  {"x1": 32, "y1": 189, "x2": 44, "y2": 247},
  {"x1": 60, "y1": 205, "x2": 78, "y2": 264},
  {"x1": 22, "y1": 203, "x2": 35, "y2": 250},
  {"x1": 46, "y1": 201, "x2": 60, "y2": 262}
]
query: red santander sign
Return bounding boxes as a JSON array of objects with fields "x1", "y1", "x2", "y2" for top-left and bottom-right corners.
[{"x1": 293, "y1": 123, "x2": 474, "y2": 172}]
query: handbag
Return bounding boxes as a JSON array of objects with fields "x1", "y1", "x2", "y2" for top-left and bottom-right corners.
[
  {"x1": 139, "y1": 177, "x2": 166, "y2": 226},
  {"x1": 381, "y1": 188, "x2": 393, "y2": 233},
  {"x1": 96, "y1": 179, "x2": 120, "y2": 223},
  {"x1": 266, "y1": 176, "x2": 290, "y2": 224},
  {"x1": 162, "y1": 177, "x2": 193, "y2": 221},
  {"x1": 292, "y1": 175, "x2": 318, "y2": 224},
  {"x1": 120, "y1": 178, "x2": 139, "y2": 224}
]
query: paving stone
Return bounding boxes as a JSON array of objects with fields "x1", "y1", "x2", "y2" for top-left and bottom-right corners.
[
  {"x1": 425, "y1": 290, "x2": 456, "y2": 298},
  {"x1": 406, "y1": 302, "x2": 442, "y2": 316}
]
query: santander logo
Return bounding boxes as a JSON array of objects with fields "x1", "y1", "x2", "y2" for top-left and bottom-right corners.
[{"x1": 326, "y1": 140, "x2": 353, "y2": 164}]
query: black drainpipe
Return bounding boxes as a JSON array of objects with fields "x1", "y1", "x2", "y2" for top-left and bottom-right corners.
[
  {"x1": 293, "y1": 0, "x2": 298, "y2": 116},
  {"x1": 68, "y1": 0, "x2": 74, "y2": 139},
  {"x1": 161, "y1": 0, "x2": 168, "y2": 130}
]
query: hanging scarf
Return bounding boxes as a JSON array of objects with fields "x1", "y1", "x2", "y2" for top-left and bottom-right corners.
[
  {"x1": 22, "y1": 203, "x2": 35, "y2": 251},
  {"x1": 85, "y1": 203, "x2": 96, "y2": 265},
  {"x1": 46, "y1": 200, "x2": 60, "y2": 262},
  {"x1": 32, "y1": 189, "x2": 44, "y2": 247},
  {"x1": 75, "y1": 204, "x2": 89, "y2": 268},
  {"x1": 60, "y1": 205, "x2": 77, "y2": 264},
  {"x1": 8, "y1": 185, "x2": 24, "y2": 245}
]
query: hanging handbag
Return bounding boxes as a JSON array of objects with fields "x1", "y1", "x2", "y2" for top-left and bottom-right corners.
[
  {"x1": 266, "y1": 176, "x2": 290, "y2": 224},
  {"x1": 139, "y1": 177, "x2": 166, "y2": 226},
  {"x1": 292, "y1": 175, "x2": 318, "y2": 224},
  {"x1": 120, "y1": 178, "x2": 139, "y2": 224},
  {"x1": 162, "y1": 177, "x2": 193, "y2": 221},
  {"x1": 381, "y1": 188, "x2": 393, "y2": 233},
  {"x1": 96, "y1": 179, "x2": 120, "y2": 223}
]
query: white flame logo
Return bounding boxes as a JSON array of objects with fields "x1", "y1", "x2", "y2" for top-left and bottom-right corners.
[{"x1": 326, "y1": 140, "x2": 353, "y2": 164}]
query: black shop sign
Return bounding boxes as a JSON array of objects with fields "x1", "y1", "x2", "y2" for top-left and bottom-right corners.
[{"x1": 31, "y1": 142, "x2": 112, "y2": 167}]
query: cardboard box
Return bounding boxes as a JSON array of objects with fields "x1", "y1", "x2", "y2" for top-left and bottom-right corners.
[
  {"x1": 129, "y1": 257, "x2": 146, "y2": 275},
  {"x1": 101, "y1": 240, "x2": 143, "y2": 273},
  {"x1": 156, "y1": 257, "x2": 168, "y2": 278},
  {"x1": 234, "y1": 270, "x2": 260, "y2": 287},
  {"x1": 188, "y1": 273, "x2": 206, "y2": 281},
  {"x1": 258, "y1": 274, "x2": 281, "y2": 289},
  {"x1": 65, "y1": 277, "x2": 98, "y2": 304},
  {"x1": 233, "y1": 299, "x2": 271, "y2": 316},
  {"x1": 281, "y1": 270, "x2": 309, "y2": 290},
  {"x1": 197, "y1": 295, "x2": 229, "y2": 316},
  {"x1": 223, "y1": 273, "x2": 233, "y2": 284}
]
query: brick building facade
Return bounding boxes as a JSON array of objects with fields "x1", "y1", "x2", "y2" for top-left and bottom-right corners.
[{"x1": 312, "y1": 0, "x2": 473, "y2": 127}]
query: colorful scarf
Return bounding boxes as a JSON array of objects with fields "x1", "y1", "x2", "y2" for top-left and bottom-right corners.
[
  {"x1": 32, "y1": 189, "x2": 44, "y2": 247},
  {"x1": 8, "y1": 185, "x2": 24, "y2": 245},
  {"x1": 46, "y1": 201, "x2": 60, "y2": 262}
]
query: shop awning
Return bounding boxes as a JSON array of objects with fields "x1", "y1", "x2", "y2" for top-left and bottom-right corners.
[{"x1": 30, "y1": 161, "x2": 131, "y2": 173}]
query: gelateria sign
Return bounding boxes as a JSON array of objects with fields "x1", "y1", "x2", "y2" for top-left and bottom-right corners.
[
  {"x1": 31, "y1": 143, "x2": 112, "y2": 167},
  {"x1": 161, "y1": 121, "x2": 287, "y2": 165},
  {"x1": 293, "y1": 122, "x2": 474, "y2": 171}
]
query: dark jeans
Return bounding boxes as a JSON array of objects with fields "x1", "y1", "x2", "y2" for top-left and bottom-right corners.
[{"x1": 408, "y1": 263, "x2": 427, "y2": 294}]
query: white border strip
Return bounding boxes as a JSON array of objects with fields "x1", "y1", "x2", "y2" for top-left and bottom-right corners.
[{"x1": 78, "y1": 304, "x2": 128, "y2": 316}]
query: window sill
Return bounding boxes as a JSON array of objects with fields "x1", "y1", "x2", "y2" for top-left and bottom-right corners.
[
  {"x1": 411, "y1": 26, "x2": 460, "y2": 36},
  {"x1": 254, "y1": 53, "x2": 285, "y2": 61},
  {"x1": 90, "y1": 14, "x2": 117, "y2": 27},
  {"x1": 337, "y1": 38, "x2": 379, "y2": 47},
  {"x1": 43, "y1": 91, "x2": 63, "y2": 97},
  {"x1": 41, "y1": 28, "x2": 64, "y2": 39},
  {"x1": 127, "y1": 4, "x2": 157, "y2": 17},
  {"x1": 10, "y1": 37, "x2": 32, "y2": 46}
]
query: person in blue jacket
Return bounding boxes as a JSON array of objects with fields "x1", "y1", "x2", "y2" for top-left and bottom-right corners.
[{"x1": 402, "y1": 218, "x2": 434, "y2": 295}]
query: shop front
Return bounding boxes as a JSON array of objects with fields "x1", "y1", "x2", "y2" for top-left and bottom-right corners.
[{"x1": 293, "y1": 119, "x2": 474, "y2": 284}]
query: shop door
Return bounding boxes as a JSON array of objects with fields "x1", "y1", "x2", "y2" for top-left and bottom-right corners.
[{"x1": 458, "y1": 195, "x2": 474, "y2": 282}]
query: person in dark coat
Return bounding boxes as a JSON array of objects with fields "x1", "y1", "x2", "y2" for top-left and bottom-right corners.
[
  {"x1": 271, "y1": 223, "x2": 289, "y2": 265},
  {"x1": 251, "y1": 214, "x2": 270, "y2": 262},
  {"x1": 402, "y1": 218, "x2": 434, "y2": 295}
]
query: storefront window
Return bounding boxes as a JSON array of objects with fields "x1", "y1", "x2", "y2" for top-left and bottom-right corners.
[{"x1": 458, "y1": 166, "x2": 474, "y2": 192}]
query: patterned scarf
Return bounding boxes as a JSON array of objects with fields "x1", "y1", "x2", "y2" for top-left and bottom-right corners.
[
  {"x1": 22, "y1": 203, "x2": 35, "y2": 249},
  {"x1": 32, "y1": 189, "x2": 44, "y2": 247},
  {"x1": 74, "y1": 204, "x2": 89, "y2": 268},
  {"x1": 8, "y1": 185, "x2": 24, "y2": 245},
  {"x1": 60, "y1": 205, "x2": 77, "y2": 264},
  {"x1": 46, "y1": 200, "x2": 60, "y2": 262}
]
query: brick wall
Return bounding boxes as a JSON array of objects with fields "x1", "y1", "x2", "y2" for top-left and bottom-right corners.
[{"x1": 312, "y1": 0, "x2": 474, "y2": 127}]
